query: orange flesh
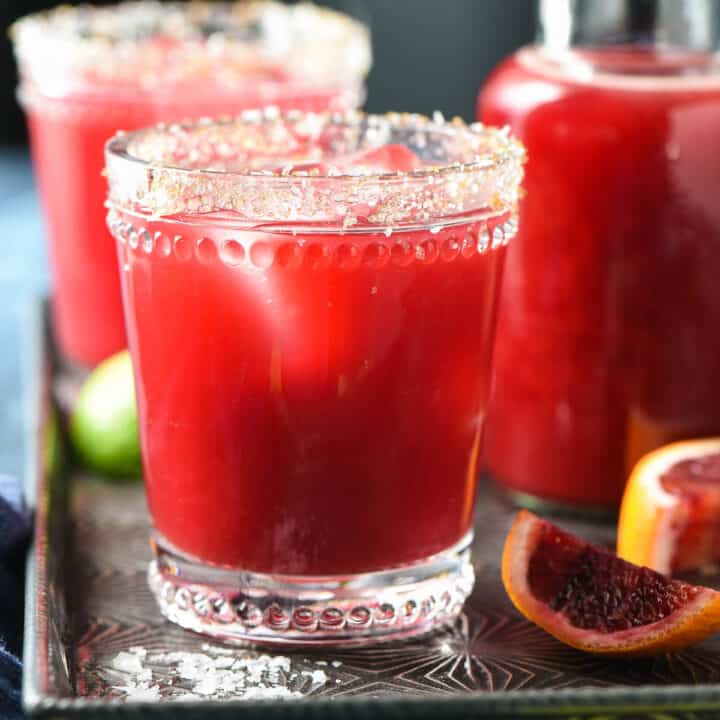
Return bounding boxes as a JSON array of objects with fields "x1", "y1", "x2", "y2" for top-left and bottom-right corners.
[
  {"x1": 505, "y1": 510, "x2": 720, "y2": 656},
  {"x1": 528, "y1": 522, "x2": 699, "y2": 633},
  {"x1": 661, "y1": 453, "x2": 720, "y2": 493},
  {"x1": 660, "y1": 453, "x2": 720, "y2": 573}
]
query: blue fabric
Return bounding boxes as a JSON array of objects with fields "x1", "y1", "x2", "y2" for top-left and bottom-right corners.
[
  {"x1": 0, "y1": 151, "x2": 45, "y2": 720},
  {"x1": 0, "y1": 476, "x2": 30, "y2": 720}
]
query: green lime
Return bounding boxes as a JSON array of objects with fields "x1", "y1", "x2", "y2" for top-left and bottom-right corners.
[{"x1": 70, "y1": 350, "x2": 142, "y2": 479}]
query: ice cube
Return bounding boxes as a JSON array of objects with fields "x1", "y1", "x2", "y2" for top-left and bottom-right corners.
[
  {"x1": 271, "y1": 144, "x2": 423, "y2": 177},
  {"x1": 340, "y1": 144, "x2": 424, "y2": 174}
]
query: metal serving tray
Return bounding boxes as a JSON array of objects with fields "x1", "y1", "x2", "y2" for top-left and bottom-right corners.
[{"x1": 22, "y1": 299, "x2": 720, "y2": 718}]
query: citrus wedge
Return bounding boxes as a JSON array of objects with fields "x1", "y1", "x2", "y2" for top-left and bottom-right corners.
[
  {"x1": 502, "y1": 510, "x2": 720, "y2": 656},
  {"x1": 618, "y1": 438, "x2": 720, "y2": 575},
  {"x1": 70, "y1": 350, "x2": 142, "y2": 479}
]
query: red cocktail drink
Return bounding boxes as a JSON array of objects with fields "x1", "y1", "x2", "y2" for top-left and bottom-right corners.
[
  {"x1": 105, "y1": 111, "x2": 525, "y2": 644},
  {"x1": 480, "y1": 43, "x2": 720, "y2": 508},
  {"x1": 12, "y1": 2, "x2": 370, "y2": 366}
]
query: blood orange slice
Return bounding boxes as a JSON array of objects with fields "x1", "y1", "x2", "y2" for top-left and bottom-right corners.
[
  {"x1": 618, "y1": 438, "x2": 720, "y2": 575},
  {"x1": 502, "y1": 510, "x2": 720, "y2": 656}
]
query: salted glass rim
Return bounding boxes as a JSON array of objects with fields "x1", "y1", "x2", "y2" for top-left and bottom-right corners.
[
  {"x1": 105, "y1": 109, "x2": 526, "y2": 228},
  {"x1": 11, "y1": 1, "x2": 371, "y2": 95}
]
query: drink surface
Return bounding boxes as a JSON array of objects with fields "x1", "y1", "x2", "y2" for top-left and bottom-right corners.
[{"x1": 479, "y1": 47, "x2": 720, "y2": 507}]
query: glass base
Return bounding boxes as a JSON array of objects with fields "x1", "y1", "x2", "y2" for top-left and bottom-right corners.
[{"x1": 148, "y1": 532, "x2": 474, "y2": 646}]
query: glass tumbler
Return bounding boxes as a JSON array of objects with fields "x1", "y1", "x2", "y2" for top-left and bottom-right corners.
[
  {"x1": 105, "y1": 110, "x2": 525, "y2": 645},
  {"x1": 12, "y1": 1, "x2": 371, "y2": 367}
]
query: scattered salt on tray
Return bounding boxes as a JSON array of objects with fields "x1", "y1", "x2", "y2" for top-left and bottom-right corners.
[
  {"x1": 302, "y1": 669, "x2": 328, "y2": 685},
  {"x1": 116, "y1": 680, "x2": 162, "y2": 702},
  {"x1": 111, "y1": 651, "x2": 151, "y2": 681},
  {"x1": 108, "y1": 644, "x2": 333, "y2": 701}
]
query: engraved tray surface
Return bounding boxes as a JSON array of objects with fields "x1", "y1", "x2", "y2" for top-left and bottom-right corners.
[{"x1": 22, "y1": 301, "x2": 720, "y2": 718}]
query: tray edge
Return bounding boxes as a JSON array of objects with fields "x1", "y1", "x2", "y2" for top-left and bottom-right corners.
[{"x1": 22, "y1": 294, "x2": 49, "y2": 713}]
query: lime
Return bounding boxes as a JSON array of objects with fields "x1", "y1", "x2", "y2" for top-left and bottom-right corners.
[{"x1": 70, "y1": 350, "x2": 142, "y2": 479}]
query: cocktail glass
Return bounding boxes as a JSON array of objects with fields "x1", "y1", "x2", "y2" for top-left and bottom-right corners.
[
  {"x1": 105, "y1": 109, "x2": 525, "y2": 645},
  {"x1": 12, "y1": 2, "x2": 370, "y2": 366}
]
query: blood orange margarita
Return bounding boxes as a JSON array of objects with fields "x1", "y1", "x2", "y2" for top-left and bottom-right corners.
[
  {"x1": 105, "y1": 110, "x2": 525, "y2": 644},
  {"x1": 12, "y1": 2, "x2": 370, "y2": 366}
]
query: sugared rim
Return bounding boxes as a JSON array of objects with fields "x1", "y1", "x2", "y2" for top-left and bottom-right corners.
[
  {"x1": 11, "y1": 1, "x2": 371, "y2": 95},
  {"x1": 105, "y1": 109, "x2": 526, "y2": 229}
]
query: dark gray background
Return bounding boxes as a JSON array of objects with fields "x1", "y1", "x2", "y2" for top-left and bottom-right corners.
[{"x1": 0, "y1": 0, "x2": 537, "y2": 144}]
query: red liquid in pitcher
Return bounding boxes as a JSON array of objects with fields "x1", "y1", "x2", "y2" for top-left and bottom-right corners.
[
  {"x1": 115, "y1": 164, "x2": 507, "y2": 573},
  {"x1": 479, "y1": 48, "x2": 720, "y2": 507}
]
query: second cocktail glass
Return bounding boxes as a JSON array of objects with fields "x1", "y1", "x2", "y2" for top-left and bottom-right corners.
[
  {"x1": 105, "y1": 110, "x2": 525, "y2": 644},
  {"x1": 12, "y1": 1, "x2": 370, "y2": 367}
]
